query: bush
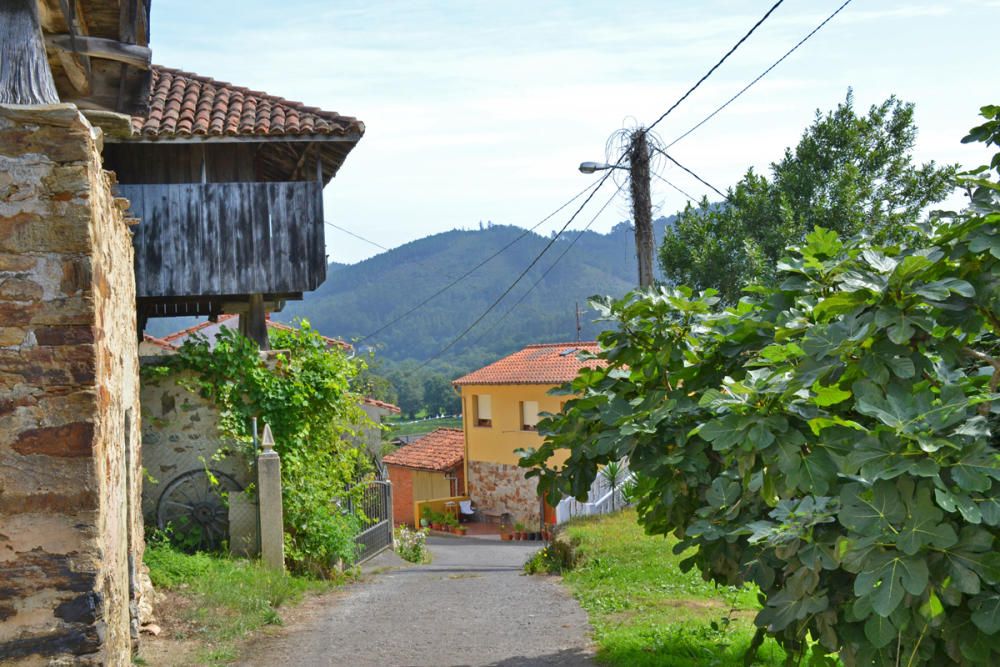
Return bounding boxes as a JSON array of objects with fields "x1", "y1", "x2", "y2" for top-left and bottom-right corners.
[
  {"x1": 393, "y1": 525, "x2": 428, "y2": 563},
  {"x1": 524, "y1": 538, "x2": 579, "y2": 575},
  {"x1": 524, "y1": 107, "x2": 1000, "y2": 665}
]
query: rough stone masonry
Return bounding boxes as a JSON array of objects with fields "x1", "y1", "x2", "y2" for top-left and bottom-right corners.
[{"x1": 0, "y1": 104, "x2": 143, "y2": 665}]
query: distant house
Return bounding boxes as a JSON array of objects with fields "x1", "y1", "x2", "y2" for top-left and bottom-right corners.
[
  {"x1": 383, "y1": 428, "x2": 465, "y2": 526},
  {"x1": 452, "y1": 342, "x2": 605, "y2": 528}
]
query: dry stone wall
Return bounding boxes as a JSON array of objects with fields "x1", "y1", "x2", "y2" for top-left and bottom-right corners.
[
  {"x1": 0, "y1": 104, "x2": 142, "y2": 665},
  {"x1": 467, "y1": 459, "x2": 541, "y2": 527}
]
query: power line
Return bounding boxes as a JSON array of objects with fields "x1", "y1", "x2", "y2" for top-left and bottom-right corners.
[
  {"x1": 654, "y1": 148, "x2": 730, "y2": 201},
  {"x1": 645, "y1": 0, "x2": 785, "y2": 136},
  {"x1": 324, "y1": 221, "x2": 390, "y2": 252},
  {"x1": 412, "y1": 171, "x2": 616, "y2": 372},
  {"x1": 666, "y1": 0, "x2": 854, "y2": 149},
  {"x1": 468, "y1": 185, "x2": 625, "y2": 347},
  {"x1": 357, "y1": 180, "x2": 603, "y2": 343},
  {"x1": 651, "y1": 171, "x2": 699, "y2": 204}
]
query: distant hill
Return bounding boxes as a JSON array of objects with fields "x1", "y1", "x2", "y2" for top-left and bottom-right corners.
[{"x1": 275, "y1": 217, "x2": 675, "y2": 375}]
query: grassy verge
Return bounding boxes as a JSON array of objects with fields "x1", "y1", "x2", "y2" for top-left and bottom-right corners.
[
  {"x1": 555, "y1": 510, "x2": 790, "y2": 667},
  {"x1": 142, "y1": 544, "x2": 336, "y2": 665},
  {"x1": 387, "y1": 416, "x2": 462, "y2": 437}
]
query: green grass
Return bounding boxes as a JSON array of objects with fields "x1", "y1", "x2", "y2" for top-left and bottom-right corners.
[
  {"x1": 387, "y1": 416, "x2": 462, "y2": 437},
  {"x1": 558, "y1": 510, "x2": 790, "y2": 667},
  {"x1": 144, "y1": 544, "x2": 336, "y2": 665}
]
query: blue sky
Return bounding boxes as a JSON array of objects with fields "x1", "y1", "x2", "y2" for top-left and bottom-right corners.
[{"x1": 151, "y1": 0, "x2": 999, "y2": 264}]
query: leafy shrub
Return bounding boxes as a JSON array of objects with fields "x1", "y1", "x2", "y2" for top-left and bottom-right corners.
[
  {"x1": 143, "y1": 321, "x2": 372, "y2": 575},
  {"x1": 524, "y1": 107, "x2": 1000, "y2": 665},
  {"x1": 524, "y1": 538, "x2": 579, "y2": 575},
  {"x1": 393, "y1": 525, "x2": 428, "y2": 563}
]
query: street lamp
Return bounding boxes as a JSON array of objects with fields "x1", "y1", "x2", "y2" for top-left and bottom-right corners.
[
  {"x1": 578, "y1": 161, "x2": 627, "y2": 174},
  {"x1": 578, "y1": 129, "x2": 654, "y2": 288}
]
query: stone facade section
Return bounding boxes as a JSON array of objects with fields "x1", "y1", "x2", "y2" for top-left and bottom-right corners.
[
  {"x1": 467, "y1": 459, "x2": 541, "y2": 527},
  {"x1": 139, "y1": 367, "x2": 253, "y2": 524},
  {"x1": 0, "y1": 104, "x2": 142, "y2": 665}
]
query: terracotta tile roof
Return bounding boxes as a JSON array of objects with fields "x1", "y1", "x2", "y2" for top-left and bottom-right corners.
[
  {"x1": 453, "y1": 342, "x2": 605, "y2": 386},
  {"x1": 142, "y1": 333, "x2": 177, "y2": 351},
  {"x1": 363, "y1": 397, "x2": 401, "y2": 414},
  {"x1": 132, "y1": 65, "x2": 365, "y2": 139},
  {"x1": 158, "y1": 315, "x2": 350, "y2": 350},
  {"x1": 383, "y1": 428, "x2": 464, "y2": 472}
]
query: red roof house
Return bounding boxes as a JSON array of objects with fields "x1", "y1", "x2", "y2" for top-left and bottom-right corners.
[{"x1": 384, "y1": 428, "x2": 465, "y2": 526}]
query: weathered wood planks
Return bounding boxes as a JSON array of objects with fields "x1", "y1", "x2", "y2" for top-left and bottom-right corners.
[{"x1": 119, "y1": 181, "x2": 326, "y2": 299}]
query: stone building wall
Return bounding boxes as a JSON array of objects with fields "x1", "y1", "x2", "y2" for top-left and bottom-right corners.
[
  {"x1": 139, "y1": 367, "x2": 253, "y2": 523},
  {"x1": 467, "y1": 459, "x2": 541, "y2": 527},
  {"x1": 0, "y1": 105, "x2": 142, "y2": 665}
]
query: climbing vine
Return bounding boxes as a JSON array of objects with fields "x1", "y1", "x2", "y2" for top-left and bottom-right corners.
[{"x1": 144, "y1": 320, "x2": 372, "y2": 575}]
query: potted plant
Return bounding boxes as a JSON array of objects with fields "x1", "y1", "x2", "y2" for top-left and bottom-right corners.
[
  {"x1": 446, "y1": 515, "x2": 460, "y2": 533},
  {"x1": 431, "y1": 511, "x2": 444, "y2": 531},
  {"x1": 499, "y1": 524, "x2": 512, "y2": 541},
  {"x1": 514, "y1": 522, "x2": 525, "y2": 540},
  {"x1": 420, "y1": 506, "x2": 433, "y2": 529},
  {"x1": 456, "y1": 524, "x2": 467, "y2": 536}
]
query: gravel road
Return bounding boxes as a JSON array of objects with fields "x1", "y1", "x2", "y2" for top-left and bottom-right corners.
[{"x1": 238, "y1": 536, "x2": 594, "y2": 667}]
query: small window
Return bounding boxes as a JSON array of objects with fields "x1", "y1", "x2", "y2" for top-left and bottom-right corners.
[
  {"x1": 474, "y1": 394, "x2": 492, "y2": 427},
  {"x1": 521, "y1": 401, "x2": 539, "y2": 431}
]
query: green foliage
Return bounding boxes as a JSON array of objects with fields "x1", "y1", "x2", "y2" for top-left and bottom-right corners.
[
  {"x1": 556, "y1": 510, "x2": 799, "y2": 666},
  {"x1": 392, "y1": 525, "x2": 428, "y2": 563},
  {"x1": 144, "y1": 543, "x2": 332, "y2": 665},
  {"x1": 659, "y1": 92, "x2": 957, "y2": 303},
  {"x1": 524, "y1": 108, "x2": 1000, "y2": 666},
  {"x1": 143, "y1": 321, "x2": 371, "y2": 575},
  {"x1": 524, "y1": 538, "x2": 580, "y2": 575}
]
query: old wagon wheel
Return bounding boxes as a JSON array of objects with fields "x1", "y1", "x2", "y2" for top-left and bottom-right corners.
[{"x1": 156, "y1": 469, "x2": 243, "y2": 552}]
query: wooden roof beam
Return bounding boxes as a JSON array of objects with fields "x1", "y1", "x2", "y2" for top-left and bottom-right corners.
[{"x1": 45, "y1": 33, "x2": 150, "y2": 69}]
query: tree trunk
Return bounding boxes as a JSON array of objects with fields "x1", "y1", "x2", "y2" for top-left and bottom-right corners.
[{"x1": 0, "y1": 0, "x2": 60, "y2": 105}]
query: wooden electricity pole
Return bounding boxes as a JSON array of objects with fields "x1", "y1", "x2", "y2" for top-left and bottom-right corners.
[
  {"x1": 0, "y1": 0, "x2": 60, "y2": 105},
  {"x1": 628, "y1": 129, "x2": 655, "y2": 289}
]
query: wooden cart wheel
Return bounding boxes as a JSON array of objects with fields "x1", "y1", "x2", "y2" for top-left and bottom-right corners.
[{"x1": 156, "y1": 469, "x2": 243, "y2": 552}]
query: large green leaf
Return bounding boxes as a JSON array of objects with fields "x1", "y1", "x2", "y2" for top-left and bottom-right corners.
[
  {"x1": 839, "y1": 481, "x2": 905, "y2": 535},
  {"x1": 854, "y1": 550, "x2": 929, "y2": 617}
]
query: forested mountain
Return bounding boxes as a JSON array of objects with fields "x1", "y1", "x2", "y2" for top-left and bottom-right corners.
[{"x1": 276, "y1": 217, "x2": 676, "y2": 377}]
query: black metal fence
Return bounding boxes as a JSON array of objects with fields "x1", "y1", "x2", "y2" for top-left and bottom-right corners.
[{"x1": 348, "y1": 479, "x2": 393, "y2": 564}]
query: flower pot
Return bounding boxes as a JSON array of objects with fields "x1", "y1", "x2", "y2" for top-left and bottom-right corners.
[
  {"x1": 529, "y1": 532, "x2": 540, "y2": 541},
  {"x1": 432, "y1": 523, "x2": 442, "y2": 531},
  {"x1": 500, "y1": 533, "x2": 513, "y2": 541},
  {"x1": 514, "y1": 532, "x2": 522, "y2": 540}
]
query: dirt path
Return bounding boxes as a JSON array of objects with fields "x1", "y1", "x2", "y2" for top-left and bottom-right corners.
[{"x1": 237, "y1": 536, "x2": 595, "y2": 667}]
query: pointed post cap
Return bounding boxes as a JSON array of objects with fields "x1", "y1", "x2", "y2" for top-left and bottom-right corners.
[{"x1": 260, "y1": 423, "x2": 278, "y2": 458}]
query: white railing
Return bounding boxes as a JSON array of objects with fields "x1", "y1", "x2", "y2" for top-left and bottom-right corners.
[{"x1": 554, "y1": 461, "x2": 633, "y2": 524}]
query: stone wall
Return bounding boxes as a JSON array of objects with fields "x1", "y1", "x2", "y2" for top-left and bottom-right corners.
[
  {"x1": 139, "y1": 366, "x2": 253, "y2": 524},
  {"x1": 467, "y1": 459, "x2": 541, "y2": 527},
  {"x1": 0, "y1": 105, "x2": 142, "y2": 664}
]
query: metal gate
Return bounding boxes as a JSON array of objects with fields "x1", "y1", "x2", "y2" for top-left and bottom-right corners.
[{"x1": 349, "y1": 479, "x2": 393, "y2": 564}]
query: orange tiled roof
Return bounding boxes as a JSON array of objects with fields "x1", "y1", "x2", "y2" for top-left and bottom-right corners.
[
  {"x1": 363, "y1": 397, "x2": 401, "y2": 414},
  {"x1": 453, "y1": 342, "x2": 605, "y2": 386},
  {"x1": 383, "y1": 428, "x2": 464, "y2": 472},
  {"x1": 132, "y1": 65, "x2": 365, "y2": 139},
  {"x1": 158, "y1": 314, "x2": 350, "y2": 350},
  {"x1": 142, "y1": 333, "x2": 177, "y2": 351}
]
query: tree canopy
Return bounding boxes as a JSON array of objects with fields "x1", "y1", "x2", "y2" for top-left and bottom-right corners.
[
  {"x1": 659, "y1": 92, "x2": 956, "y2": 303},
  {"x1": 524, "y1": 106, "x2": 1000, "y2": 665}
]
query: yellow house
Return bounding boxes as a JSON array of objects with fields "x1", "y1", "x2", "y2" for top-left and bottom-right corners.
[{"x1": 453, "y1": 342, "x2": 604, "y2": 527}]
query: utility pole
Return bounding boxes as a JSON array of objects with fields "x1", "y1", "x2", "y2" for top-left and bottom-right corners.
[
  {"x1": 628, "y1": 129, "x2": 655, "y2": 289},
  {"x1": 575, "y1": 302, "x2": 582, "y2": 341}
]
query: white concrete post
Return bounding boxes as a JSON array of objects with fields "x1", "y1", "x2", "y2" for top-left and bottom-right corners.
[{"x1": 257, "y1": 424, "x2": 285, "y2": 571}]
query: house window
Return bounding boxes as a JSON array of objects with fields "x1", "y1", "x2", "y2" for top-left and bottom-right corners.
[
  {"x1": 474, "y1": 394, "x2": 492, "y2": 427},
  {"x1": 521, "y1": 401, "x2": 539, "y2": 431}
]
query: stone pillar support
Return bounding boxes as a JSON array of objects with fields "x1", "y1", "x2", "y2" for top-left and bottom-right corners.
[{"x1": 257, "y1": 424, "x2": 285, "y2": 571}]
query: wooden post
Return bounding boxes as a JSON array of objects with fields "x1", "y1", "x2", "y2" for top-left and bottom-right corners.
[
  {"x1": 257, "y1": 424, "x2": 285, "y2": 572},
  {"x1": 0, "y1": 0, "x2": 60, "y2": 105},
  {"x1": 239, "y1": 293, "x2": 270, "y2": 350},
  {"x1": 628, "y1": 129, "x2": 655, "y2": 289}
]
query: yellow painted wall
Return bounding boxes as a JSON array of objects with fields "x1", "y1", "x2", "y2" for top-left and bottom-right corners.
[{"x1": 459, "y1": 384, "x2": 571, "y2": 468}]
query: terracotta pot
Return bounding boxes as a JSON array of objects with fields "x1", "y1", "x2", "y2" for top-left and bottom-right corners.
[
  {"x1": 514, "y1": 532, "x2": 523, "y2": 540},
  {"x1": 500, "y1": 533, "x2": 513, "y2": 541},
  {"x1": 432, "y1": 522, "x2": 442, "y2": 531}
]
